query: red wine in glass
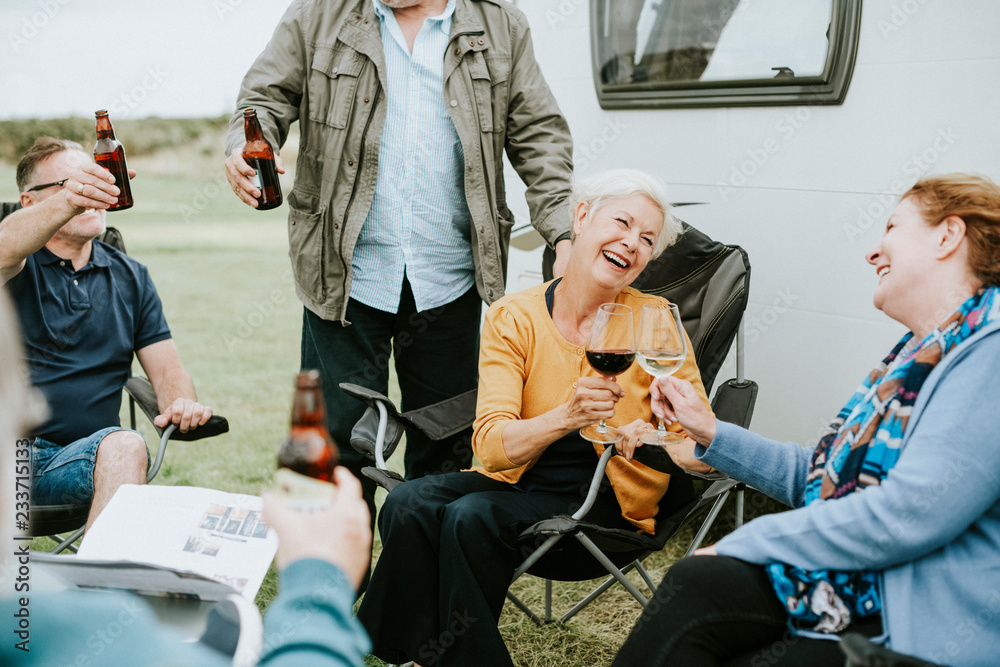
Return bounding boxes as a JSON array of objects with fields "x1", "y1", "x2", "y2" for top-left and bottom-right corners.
[
  {"x1": 586, "y1": 349, "x2": 636, "y2": 376},
  {"x1": 580, "y1": 303, "x2": 636, "y2": 444}
]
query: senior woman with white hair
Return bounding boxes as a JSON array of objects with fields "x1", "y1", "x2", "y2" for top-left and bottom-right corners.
[
  {"x1": 357, "y1": 169, "x2": 713, "y2": 667},
  {"x1": 613, "y1": 173, "x2": 1000, "y2": 666}
]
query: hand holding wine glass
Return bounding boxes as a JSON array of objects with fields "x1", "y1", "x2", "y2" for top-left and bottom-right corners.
[
  {"x1": 580, "y1": 303, "x2": 636, "y2": 444},
  {"x1": 637, "y1": 303, "x2": 688, "y2": 446}
]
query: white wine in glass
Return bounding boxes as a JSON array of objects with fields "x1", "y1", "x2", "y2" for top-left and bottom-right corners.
[{"x1": 637, "y1": 303, "x2": 687, "y2": 446}]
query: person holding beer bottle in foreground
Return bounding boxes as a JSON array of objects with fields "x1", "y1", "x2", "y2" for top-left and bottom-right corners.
[
  {"x1": 0, "y1": 136, "x2": 211, "y2": 530},
  {"x1": 223, "y1": 0, "x2": 576, "y2": 544},
  {"x1": 0, "y1": 286, "x2": 373, "y2": 666}
]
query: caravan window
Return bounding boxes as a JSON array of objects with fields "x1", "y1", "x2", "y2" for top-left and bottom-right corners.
[{"x1": 592, "y1": 0, "x2": 861, "y2": 108}]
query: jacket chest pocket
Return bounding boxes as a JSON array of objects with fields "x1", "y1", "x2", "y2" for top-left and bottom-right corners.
[
  {"x1": 468, "y1": 52, "x2": 510, "y2": 134},
  {"x1": 308, "y1": 47, "x2": 365, "y2": 129}
]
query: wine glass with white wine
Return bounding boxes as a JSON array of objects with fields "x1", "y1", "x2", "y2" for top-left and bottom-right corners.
[{"x1": 636, "y1": 303, "x2": 687, "y2": 446}]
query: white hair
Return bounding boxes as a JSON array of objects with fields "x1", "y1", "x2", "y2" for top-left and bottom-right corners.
[{"x1": 570, "y1": 168, "x2": 681, "y2": 259}]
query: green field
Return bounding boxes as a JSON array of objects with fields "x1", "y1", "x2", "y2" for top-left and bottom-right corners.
[{"x1": 5, "y1": 135, "x2": 754, "y2": 666}]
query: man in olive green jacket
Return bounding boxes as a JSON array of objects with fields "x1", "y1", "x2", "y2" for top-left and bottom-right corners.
[{"x1": 224, "y1": 0, "x2": 574, "y2": 539}]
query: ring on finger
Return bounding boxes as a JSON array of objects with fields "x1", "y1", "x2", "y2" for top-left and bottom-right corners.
[{"x1": 77, "y1": 183, "x2": 84, "y2": 194}]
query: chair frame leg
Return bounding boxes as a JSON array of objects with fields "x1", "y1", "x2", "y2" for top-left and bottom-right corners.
[
  {"x1": 574, "y1": 532, "x2": 649, "y2": 608},
  {"x1": 684, "y1": 490, "x2": 730, "y2": 557},
  {"x1": 52, "y1": 527, "x2": 85, "y2": 554}
]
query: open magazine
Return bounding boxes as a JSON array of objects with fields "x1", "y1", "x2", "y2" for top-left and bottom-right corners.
[{"x1": 37, "y1": 484, "x2": 278, "y2": 602}]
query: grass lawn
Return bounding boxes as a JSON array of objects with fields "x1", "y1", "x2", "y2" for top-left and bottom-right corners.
[{"x1": 5, "y1": 156, "x2": 753, "y2": 666}]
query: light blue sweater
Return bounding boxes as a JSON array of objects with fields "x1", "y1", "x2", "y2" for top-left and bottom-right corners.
[
  {"x1": 0, "y1": 559, "x2": 369, "y2": 666},
  {"x1": 698, "y1": 321, "x2": 1000, "y2": 667}
]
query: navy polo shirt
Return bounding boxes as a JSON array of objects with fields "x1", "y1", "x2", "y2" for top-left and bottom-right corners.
[{"x1": 8, "y1": 241, "x2": 171, "y2": 446}]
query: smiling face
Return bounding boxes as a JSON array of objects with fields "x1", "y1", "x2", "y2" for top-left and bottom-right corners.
[
  {"x1": 866, "y1": 196, "x2": 948, "y2": 328},
  {"x1": 572, "y1": 193, "x2": 663, "y2": 292},
  {"x1": 25, "y1": 149, "x2": 106, "y2": 243}
]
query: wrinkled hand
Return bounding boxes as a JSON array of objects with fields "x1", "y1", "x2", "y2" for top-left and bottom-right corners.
[
  {"x1": 693, "y1": 544, "x2": 718, "y2": 556},
  {"x1": 225, "y1": 148, "x2": 285, "y2": 208},
  {"x1": 615, "y1": 418, "x2": 655, "y2": 462},
  {"x1": 153, "y1": 398, "x2": 212, "y2": 433},
  {"x1": 663, "y1": 435, "x2": 714, "y2": 474},
  {"x1": 263, "y1": 468, "x2": 372, "y2": 591},
  {"x1": 650, "y1": 375, "x2": 717, "y2": 447},
  {"x1": 564, "y1": 376, "x2": 623, "y2": 431},
  {"x1": 62, "y1": 162, "x2": 134, "y2": 212}
]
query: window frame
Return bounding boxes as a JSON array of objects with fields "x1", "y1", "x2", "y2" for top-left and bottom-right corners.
[{"x1": 591, "y1": 0, "x2": 863, "y2": 109}]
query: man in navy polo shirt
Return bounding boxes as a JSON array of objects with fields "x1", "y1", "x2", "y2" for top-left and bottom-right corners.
[{"x1": 0, "y1": 137, "x2": 212, "y2": 531}]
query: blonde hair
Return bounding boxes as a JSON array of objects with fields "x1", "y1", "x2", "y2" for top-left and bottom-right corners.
[
  {"x1": 570, "y1": 169, "x2": 681, "y2": 259},
  {"x1": 904, "y1": 174, "x2": 1000, "y2": 287}
]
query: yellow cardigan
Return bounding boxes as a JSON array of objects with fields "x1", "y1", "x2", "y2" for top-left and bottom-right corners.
[{"x1": 471, "y1": 282, "x2": 713, "y2": 534}]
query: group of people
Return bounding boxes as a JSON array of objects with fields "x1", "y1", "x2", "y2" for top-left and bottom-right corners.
[{"x1": 1, "y1": 0, "x2": 999, "y2": 666}]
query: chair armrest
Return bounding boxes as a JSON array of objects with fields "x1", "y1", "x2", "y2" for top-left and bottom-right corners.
[
  {"x1": 711, "y1": 379, "x2": 758, "y2": 430},
  {"x1": 124, "y1": 375, "x2": 229, "y2": 441}
]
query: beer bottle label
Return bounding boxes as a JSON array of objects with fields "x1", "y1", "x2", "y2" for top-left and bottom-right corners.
[{"x1": 251, "y1": 168, "x2": 261, "y2": 190}]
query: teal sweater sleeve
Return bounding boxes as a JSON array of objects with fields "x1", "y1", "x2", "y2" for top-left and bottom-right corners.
[
  {"x1": 258, "y1": 559, "x2": 371, "y2": 666},
  {"x1": 701, "y1": 330, "x2": 1000, "y2": 572}
]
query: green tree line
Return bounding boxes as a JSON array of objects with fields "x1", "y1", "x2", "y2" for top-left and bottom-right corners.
[{"x1": 0, "y1": 115, "x2": 230, "y2": 162}]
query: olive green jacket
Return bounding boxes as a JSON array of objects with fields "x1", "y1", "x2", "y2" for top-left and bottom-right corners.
[{"x1": 226, "y1": 0, "x2": 574, "y2": 323}]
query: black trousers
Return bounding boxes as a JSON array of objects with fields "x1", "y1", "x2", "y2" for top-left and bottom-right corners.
[
  {"x1": 357, "y1": 471, "x2": 633, "y2": 666},
  {"x1": 300, "y1": 278, "x2": 481, "y2": 502},
  {"x1": 612, "y1": 555, "x2": 882, "y2": 666}
]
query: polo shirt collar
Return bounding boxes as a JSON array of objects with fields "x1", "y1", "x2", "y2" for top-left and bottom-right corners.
[
  {"x1": 34, "y1": 240, "x2": 111, "y2": 269},
  {"x1": 372, "y1": 0, "x2": 456, "y2": 34},
  {"x1": 89, "y1": 240, "x2": 112, "y2": 268}
]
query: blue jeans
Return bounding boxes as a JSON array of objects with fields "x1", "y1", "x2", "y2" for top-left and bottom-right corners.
[{"x1": 32, "y1": 427, "x2": 146, "y2": 505}]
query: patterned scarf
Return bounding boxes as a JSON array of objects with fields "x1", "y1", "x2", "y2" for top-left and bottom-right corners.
[{"x1": 767, "y1": 286, "x2": 1000, "y2": 633}]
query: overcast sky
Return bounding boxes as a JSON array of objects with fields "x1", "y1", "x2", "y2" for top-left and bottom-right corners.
[{"x1": 1, "y1": 0, "x2": 295, "y2": 119}]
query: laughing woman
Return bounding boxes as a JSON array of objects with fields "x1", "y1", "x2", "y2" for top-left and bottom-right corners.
[
  {"x1": 357, "y1": 169, "x2": 712, "y2": 667},
  {"x1": 614, "y1": 174, "x2": 1000, "y2": 666}
]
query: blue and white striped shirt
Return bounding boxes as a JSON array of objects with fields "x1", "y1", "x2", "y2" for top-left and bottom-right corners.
[{"x1": 350, "y1": 0, "x2": 475, "y2": 314}]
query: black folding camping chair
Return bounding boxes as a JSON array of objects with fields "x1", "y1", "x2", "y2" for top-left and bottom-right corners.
[{"x1": 345, "y1": 222, "x2": 758, "y2": 624}]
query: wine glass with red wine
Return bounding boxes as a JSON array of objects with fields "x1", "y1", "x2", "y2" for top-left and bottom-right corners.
[{"x1": 580, "y1": 303, "x2": 636, "y2": 444}]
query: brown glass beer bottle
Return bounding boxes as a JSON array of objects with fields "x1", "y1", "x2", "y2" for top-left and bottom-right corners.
[
  {"x1": 93, "y1": 110, "x2": 133, "y2": 211},
  {"x1": 277, "y1": 370, "x2": 339, "y2": 483},
  {"x1": 242, "y1": 108, "x2": 283, "y2": 210}
]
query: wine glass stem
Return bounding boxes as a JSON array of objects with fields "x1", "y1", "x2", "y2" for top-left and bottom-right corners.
[
  {"x1": 657, "y1": 416, "x2": 667, "y2": 436},
  {"x1": 597, "y1": 419, "x2": 608, "y2": 433}
]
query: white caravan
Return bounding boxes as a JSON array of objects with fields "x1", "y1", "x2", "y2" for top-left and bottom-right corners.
[{"x1": 504, "y1": 0, "x2": 1000, "y2": 446}]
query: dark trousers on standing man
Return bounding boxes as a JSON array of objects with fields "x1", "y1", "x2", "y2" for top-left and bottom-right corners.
[{"x1": 300, "y1": 278, "x2": 482, "y2": 513}]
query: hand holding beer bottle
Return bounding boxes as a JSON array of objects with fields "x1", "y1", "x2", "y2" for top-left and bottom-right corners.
[
  {"x1": 225, "y1": 108, "x2": 284, "y2": 210},
  {"x1": 276, "y1": 370, "x2": 339, "y2": 498},
  {"x1": 93, "y1": 110, "x2": 134, "y2": 211}
]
